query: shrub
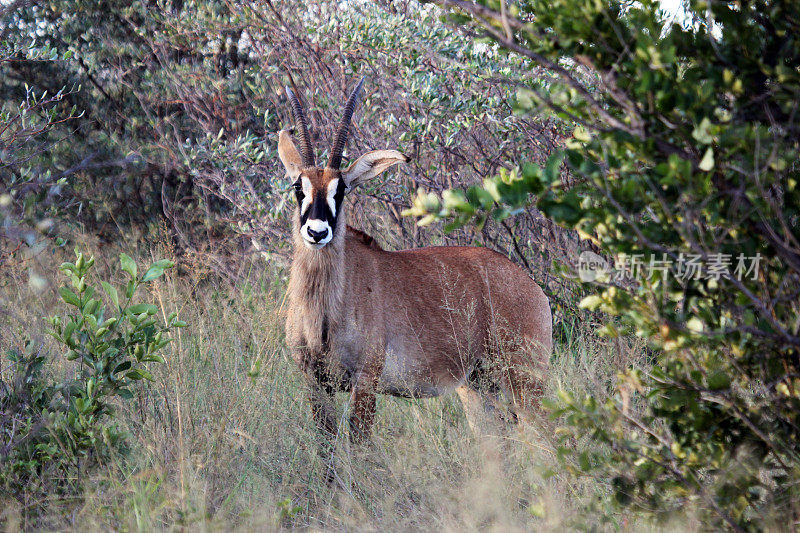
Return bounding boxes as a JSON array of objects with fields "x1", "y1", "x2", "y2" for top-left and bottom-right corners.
[
  {"x1": 2, "y1": 1, "x2": 575, "y2": 301},
  {"x1": 0, "y1": 251, "x2": 185, "y2": 507},
  {"x1": 0, "y1": 37, "x2": 79, "y2": 267},
  {"x1": 414, "y1": 0, "x2": 800, "y2": 528}
]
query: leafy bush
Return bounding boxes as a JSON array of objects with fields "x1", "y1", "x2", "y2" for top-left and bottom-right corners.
[
  {"x1": 415, "y1": 0, "x2": 800, "y2": 529},
  {"x1": 0, "y1": 251, "x2": 184, "y2": 504},
  {"x1": 0, "y1": 38, "x2": 79, "y2": 268},
  {"x1": 1, "y1": 1, "x2": 578, "y2": 304}
]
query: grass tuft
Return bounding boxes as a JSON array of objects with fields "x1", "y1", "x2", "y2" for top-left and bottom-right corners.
[{"x1": 0, "y1": 242, "x2": 683, "y2": 531}]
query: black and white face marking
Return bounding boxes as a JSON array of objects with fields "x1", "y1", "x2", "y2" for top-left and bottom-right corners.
[{"x1": 294, "y1": 175, "x2": 346, "y2": 249}]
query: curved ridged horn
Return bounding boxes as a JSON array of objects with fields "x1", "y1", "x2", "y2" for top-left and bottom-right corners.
[
  {"x1": 327, "y1": 77, "x2": 365, "y2": 170},
  {"x1": 285, "y1": 86, "x2": 315, "y2": 167}
]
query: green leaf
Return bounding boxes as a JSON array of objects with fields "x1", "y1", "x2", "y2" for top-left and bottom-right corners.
[
  {"x1": 692, "y1": 117, "x2": 713, "y2": 144},
  {"x1": 698, "y1": 148, "x2": 714, "y2": 171},
  {"x1": 141, "y1": 259, "x2": 174, "y2": 282},
  {"x1": 63, "y1": 320, "x2": 77, "y2": 343},
  {"x1": 59, "y1": 286, "x2": 80, "y2": 307},
  {"x1": 707, "y1": 371, "x2": 731, "y2": 390},
  {"x1": 515, "y1": 87, "x2": 537, "y2": 111},
  {"x1": 120, "y1": 253, "x2": 137, "y2": 279},
  {"x1": 126, "y1": 369, "x2": 154, "y2": 381},
  {"x1": 579, "y1": 295, "x2": 603, "y2": 310},
  {"x1": 117, "y1": 388, "x2": 133, "y2": 400},
  {"x1": 113, "y1": 361, "x2": 132, "y2": 374},
  {"x1": 101, "y1": 281, "x2": 119, "y2": 308},
  {"x1": 466, "y1": 186, "x2": 495, "y2": 208},
  {"x1": 543, "y1": 152, "x2": 564, "y2": 185},
  {"x1": 59, "y1": 262, "x2": 77, "y2": 273},
  {"x1": 150, "y1": 259, "x2": 174, "y2": 270},
  {"x1": 127, "y1": 303, "x2": 158, "y2": 315},
  {"x1": 141, "y1": 267, "x2": 164, "y2": 283}
]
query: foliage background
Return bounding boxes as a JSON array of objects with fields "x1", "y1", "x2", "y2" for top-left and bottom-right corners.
[
  {"x1": 410, "y1": 0, "x2": 800, "y2": 529},
  {"x1": 2, "y1": 0, "x2": 798, "y2": 530},
  {"x1": 1, "y1": 0, "x2": 582, "y2": 311},
  {"x1": 1, "y1": 0, "x2": 593, "y2": 529}
]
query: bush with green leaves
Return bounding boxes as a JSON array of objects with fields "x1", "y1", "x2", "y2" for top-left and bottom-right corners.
[
  {"x1": 0, "y1": 251, "x2": 184, "y2": 503},
  {"x1": 2, "y1": 0, "x2": 577, "y2": 302},
  {"x1": 412, "y1": 0, "x2": 800, "y2": 529},
  {"x1": 0, "y1": 37, "x2": 80, "y2": 274}
]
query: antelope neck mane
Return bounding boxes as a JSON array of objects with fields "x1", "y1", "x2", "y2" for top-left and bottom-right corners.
[{"x1": 286, "y1": 216, "x2": 346, "y2": 351}]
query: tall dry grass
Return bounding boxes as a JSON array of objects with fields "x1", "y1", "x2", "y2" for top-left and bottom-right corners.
[{"x1": 0, "y1": 235, "x2": 694, "y2": 531}]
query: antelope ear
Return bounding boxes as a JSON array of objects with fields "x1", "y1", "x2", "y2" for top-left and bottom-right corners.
[
  {"x1": 342, "y1": 150, "x2": 409, "y2": 190},
  {"x1": 278, "y1": 130, "x2": 304, "y2": 179}
]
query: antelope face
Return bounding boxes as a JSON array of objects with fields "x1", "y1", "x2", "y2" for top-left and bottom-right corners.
[
  {"x1": 293, "y1": 169, "x2": 346, "y2": 249},
  {"x1": 276, "y1": 78, "x2": 409, "y2": 252}
]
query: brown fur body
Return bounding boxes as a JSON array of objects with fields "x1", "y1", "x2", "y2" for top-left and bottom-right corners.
[
  {"x1": 286, "y1": 200, "x2": 552, "y2": 441},
  {"x1": 277, "y1": 82, "x2": 552, "y2": 452}
]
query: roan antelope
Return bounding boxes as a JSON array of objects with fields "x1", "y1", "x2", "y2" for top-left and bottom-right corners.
[{"x1": 279, "y1": 78, "x2": 552, "y2": 458}]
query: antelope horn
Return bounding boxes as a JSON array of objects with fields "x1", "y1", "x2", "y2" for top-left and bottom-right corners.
[
  {"x1": 327, "y1": 77, "x2": 365, "y2": 170},
  {"x1": 285, "y1": 86, "x2": 315, "y2": 167}
]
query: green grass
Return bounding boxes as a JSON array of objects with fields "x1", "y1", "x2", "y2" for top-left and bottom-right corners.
[{"x1": 0, "y1": 241, "x2": 692, "y2": 531}]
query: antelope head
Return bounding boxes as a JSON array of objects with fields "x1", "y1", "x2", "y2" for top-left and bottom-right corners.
[{"x1": 277, "y1": 78, "x2": 408, "y2": 250}]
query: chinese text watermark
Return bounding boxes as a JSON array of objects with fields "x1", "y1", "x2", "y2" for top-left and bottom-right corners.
[{"x1": 578, "y1": 251, "x2": 762, "y2": 284}]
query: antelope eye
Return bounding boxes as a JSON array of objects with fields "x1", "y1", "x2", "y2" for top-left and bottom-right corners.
[{"x1": 293, "y1": 181, "x2": 302, "y2": 192}]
